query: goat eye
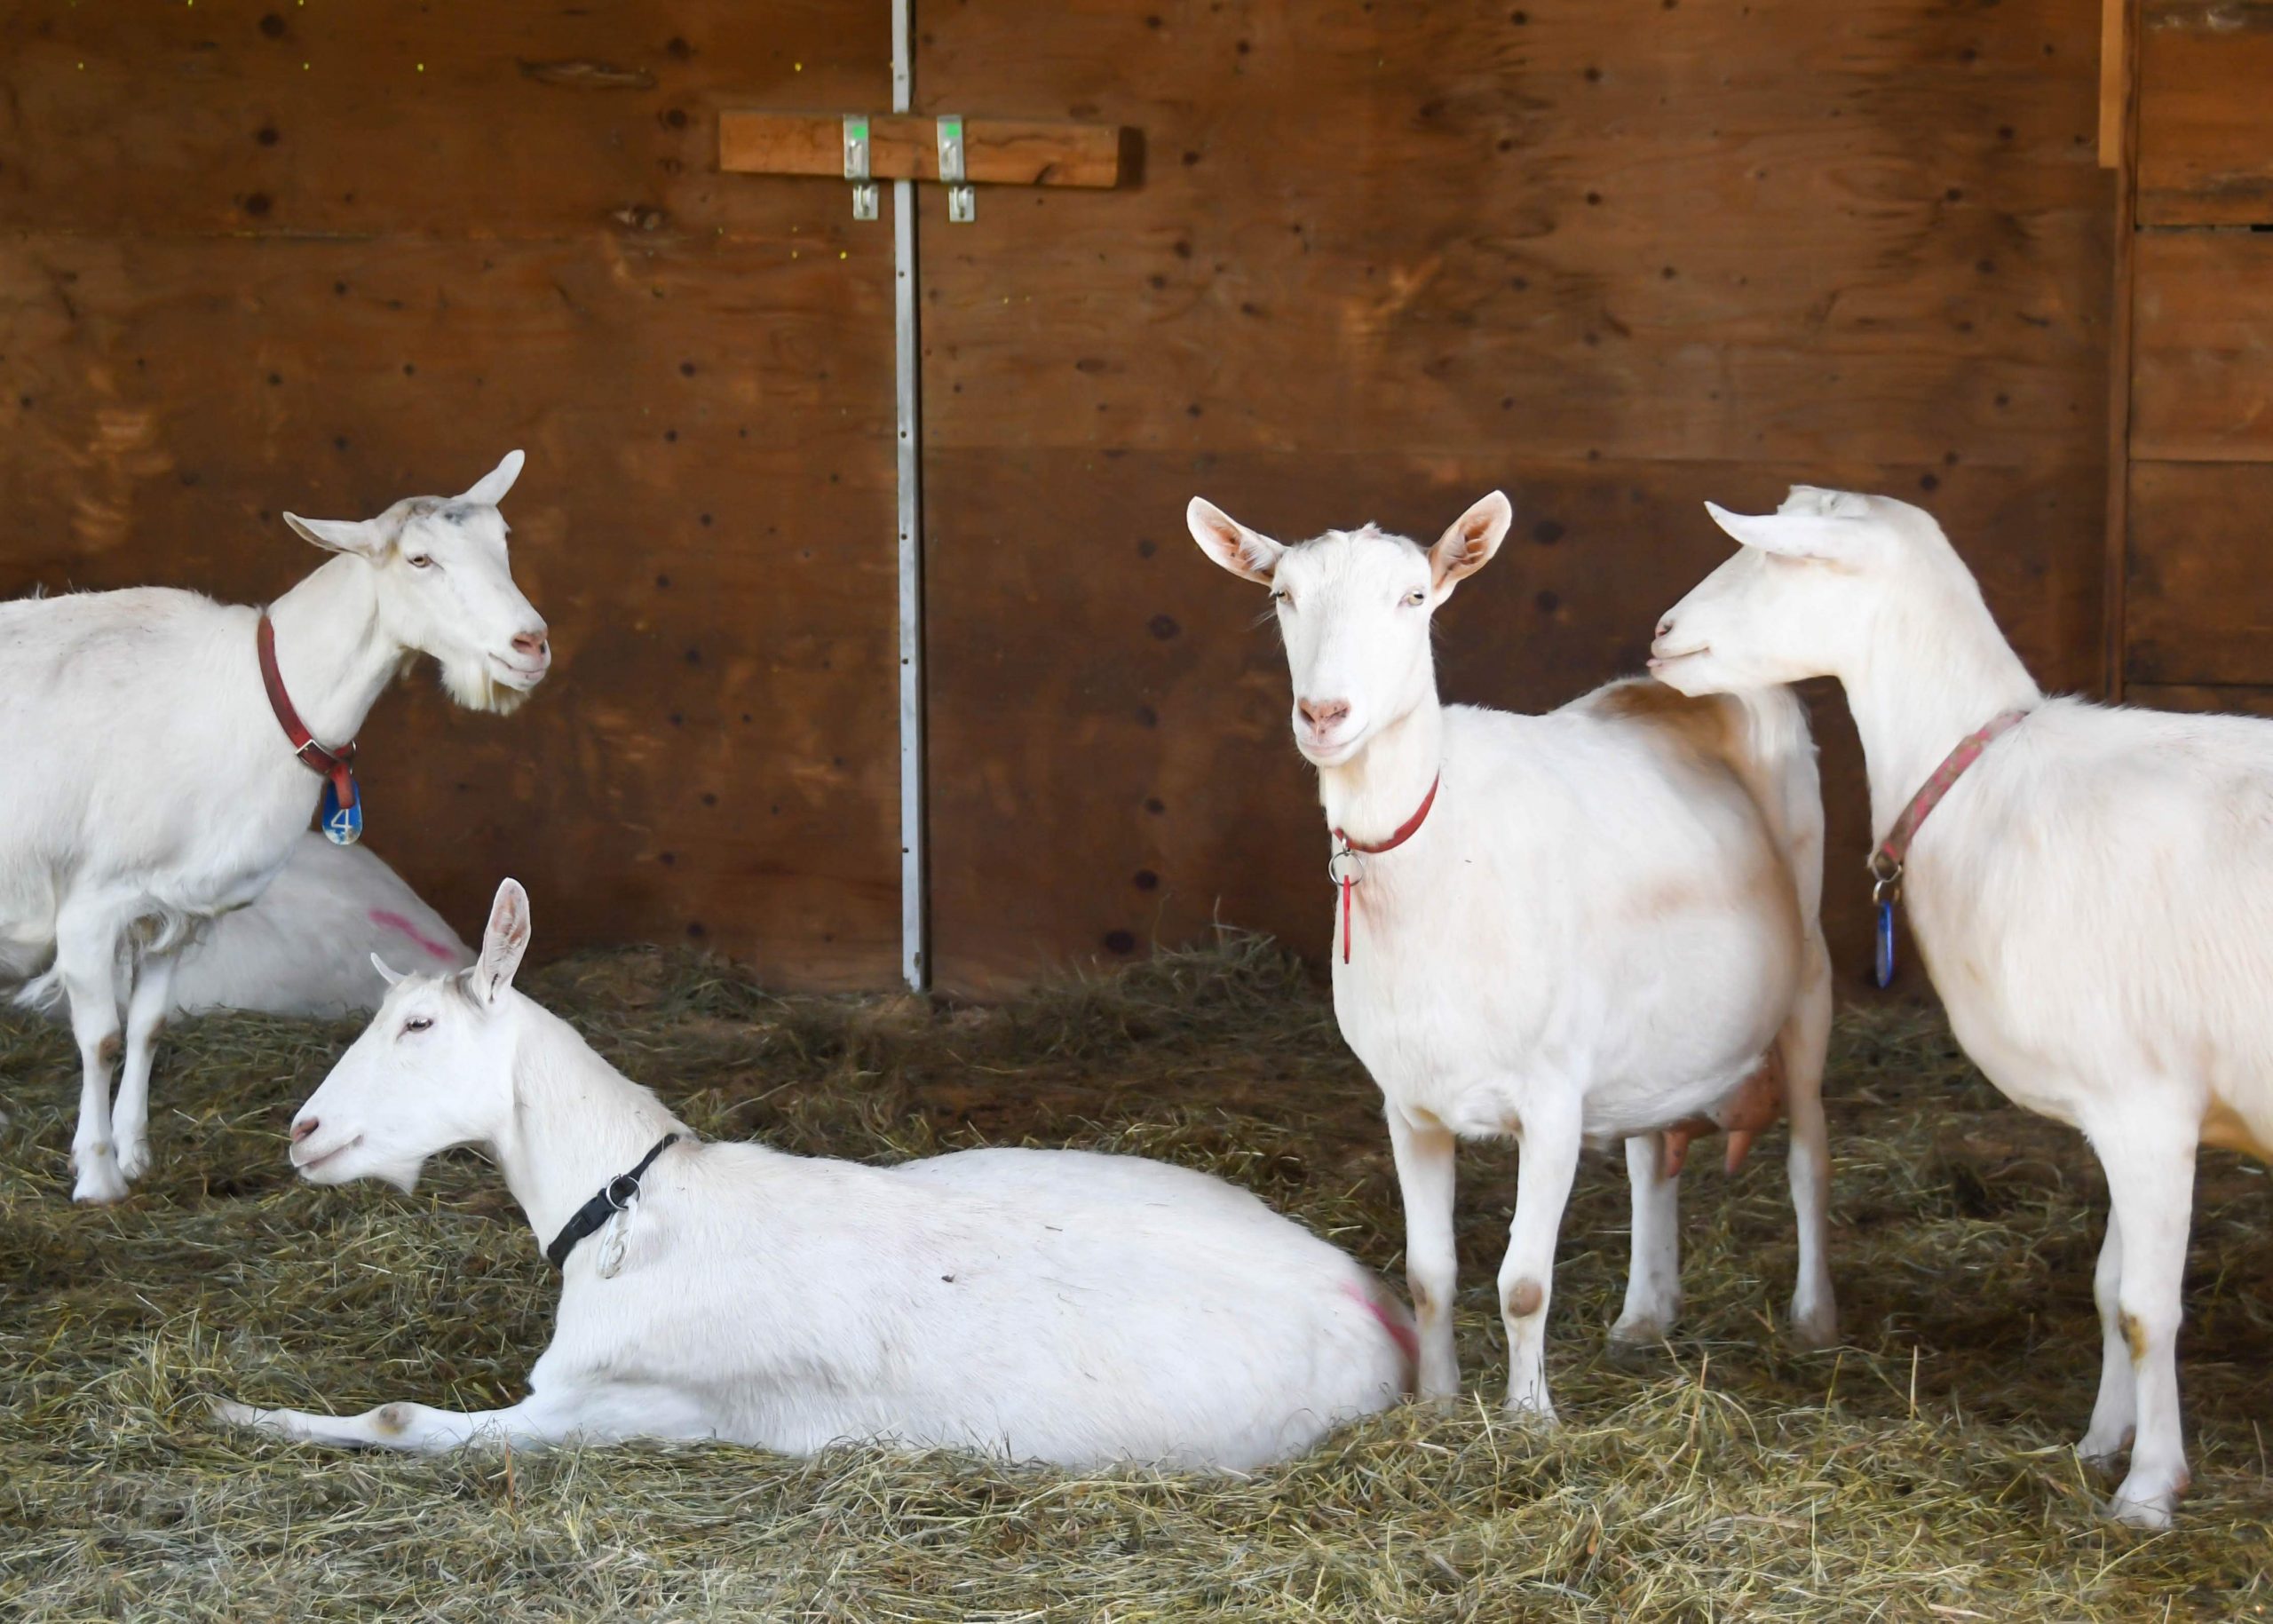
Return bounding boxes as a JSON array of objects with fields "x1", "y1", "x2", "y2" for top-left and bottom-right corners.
[
  {"x1": 1403, "y1": 590, "x2": 1427, "y2": 607},
  {"x1": 1271, "y1": 590, "x2": 1293, "y2": 609},
  {"x1": 406, "y1": 555, "x2": 434, "y2": 570},
  {"x1": 403, "y1": 1016, "x2": 432, "y2": 1034}
]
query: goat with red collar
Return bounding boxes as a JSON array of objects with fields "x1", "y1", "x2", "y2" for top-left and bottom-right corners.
[
  {"x1": 0, "y1": 451, "x2": 548, "y2": 1203},
  {"x1": 1188, "y1": 492, "x2": 1837, "y2": 1423},
  {"x1": 1652, "y1": 484, "x2": 2267, "y2": 1530}
]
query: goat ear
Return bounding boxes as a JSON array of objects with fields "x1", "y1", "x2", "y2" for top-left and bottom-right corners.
[
  {"x1": 460, "y1": 449, "x2": 525, "y2": 509},
  {"x1": 476, "y1": 878, "x2": 532, "y2": 1005},
  {"x1": 284, "y1": 512, "x2": 390, "y2": 559},
  {"x1": 369, "y1": 953, "x2": 407, "y2": 988},
  {"x1": 1186, "y1": 497, "x2": 1286, "y2": 586},
  {"x1": 1429, "y1": 491, "x2": 1512, "y2": 593},
  {"x1": 1702, "y1": 500, "x2": 1873, "y2": 564}
]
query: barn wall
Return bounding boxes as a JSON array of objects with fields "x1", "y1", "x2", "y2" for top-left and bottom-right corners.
[
  {"x1": 916, "y1": 0, "x2": 2115, "y2": 993},
  {"x1": 2121, "y1": 2, "x2": 2273, "y2": 717},
  {"x1": 0, "y1": 2, "x2": 905, "y2": 986},
  {"x1": 1, "y1": 3, "x2": 2115, "y2": 994}
]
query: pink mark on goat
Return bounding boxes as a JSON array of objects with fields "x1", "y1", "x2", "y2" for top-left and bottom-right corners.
[
  {"x1": 1343, "y1": 1281, "x2": 1420, "y2": 1374},
  {"x1": 369, "y1": 909, "x2": 461, "y2": 963}
]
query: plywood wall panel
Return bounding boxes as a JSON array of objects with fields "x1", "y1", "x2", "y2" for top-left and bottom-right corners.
[
  {"x1": 2136, "y1": 0, "x2": 2273, "y2": 226},
  {"x1": 915, "y1": 0, "x2": 2113, "y2": 991},
  {"x1": 2125, "y1": 461, "x2": 2273, "y2": 687},
  {"x1": 0, "y1": 218, "x2": 902, "y2": 986},
  {"x1": 2131, "y1": 231, "x2": 2273, "y2": 462},
  {"x1": 922, "y1": 448, "x2": 2103, "y2": 993},
  {"x1": 0, "y1": 0, "x2": 886, "y2": 241}
]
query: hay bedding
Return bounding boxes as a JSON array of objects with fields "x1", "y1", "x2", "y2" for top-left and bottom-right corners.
[{"x1": 1, "y1": 939, "x2": 2268, "y2": 1623}]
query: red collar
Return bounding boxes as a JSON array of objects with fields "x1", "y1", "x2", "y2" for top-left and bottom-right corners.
[
  {"x1": 1871, "y1": 709, "x2": 2028, "y2": 882},
  {"x1": 257, "y1": 612, "x2": 360, "y2": 832},
  {"x1": 1328, "y1": 773, "x2": 1440, "y2": 963}
]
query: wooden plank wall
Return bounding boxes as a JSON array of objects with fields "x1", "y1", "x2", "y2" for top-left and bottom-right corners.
[
  {"x1": 2123, "y1": 1, "x2": 2273, "y2": 715},
  {"x1": 915, "y1": 0, "x2": 2115, "y2": 993},
  {"x1": 0, "y1": 3, "x2": 905, "y2": 986}
]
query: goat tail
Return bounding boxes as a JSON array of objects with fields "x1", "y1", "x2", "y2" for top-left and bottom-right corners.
[
  {"x1": 1717, "y1": 686, "x2": 1826, "y2": 931},
  {"x1": 12, "y1": 965, "x2": 65, "y2": 1014}
]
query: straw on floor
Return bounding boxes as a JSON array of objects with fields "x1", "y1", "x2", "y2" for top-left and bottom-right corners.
[{"x1": 3, "y1": 937, "x2": 2269, "y2": 1622}]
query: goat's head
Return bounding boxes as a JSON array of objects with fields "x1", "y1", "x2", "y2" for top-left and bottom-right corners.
[
  {"x1": 287, "y1": 878, "x2": 534, "y2": 1192},
  {"x1": 283, "y1": 450, "x2": 550, "y2": 714},
  {"x1": 1650, "y1": 486, "x2": 1957, "y2": 696},
  {"x1": 1186, "y1": 492, "x2": 1511, "y2": 767}
]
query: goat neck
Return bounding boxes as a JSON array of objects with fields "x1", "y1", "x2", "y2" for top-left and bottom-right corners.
[
  {"x1": 487, "y1": 1001, "x2": 693, "y2": 1251},
  {"x1": 1841, "y1": 586, "x2": 2040, "y2": 845},
  {"x1": 261, "y1": 555, "x2": 406, "y2": 751},
  {"x1": 1319, "y1": 685, "x2": 1445, "y2": 848}
]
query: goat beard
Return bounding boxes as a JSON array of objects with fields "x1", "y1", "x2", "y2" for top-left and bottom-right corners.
[{"x1": 424, "y1": 653, "x2": 535, "y2": 717}]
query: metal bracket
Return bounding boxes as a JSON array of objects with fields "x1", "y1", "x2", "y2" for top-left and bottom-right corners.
[
  {"x1": 843, "y1": 114, "x2": 877, "y2": 221},
  {"x1": 936, "y1": 115, "x2": 975, "y2": 222}
]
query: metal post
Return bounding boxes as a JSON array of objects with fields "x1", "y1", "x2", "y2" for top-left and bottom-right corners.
[{"x1": 892, "y1": 0, "x2": 929, "y2": 990}]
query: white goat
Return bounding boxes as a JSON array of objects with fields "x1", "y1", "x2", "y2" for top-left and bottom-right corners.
[
  {"x1": 1187, "y1": 493, "x2": 1836, "y2": 1422},
  {"x1": 170, "y1": 834, "x2": 471, "y2": 1015},
  {"x1": 1651, "y1": 484, "x2": 2269, "y2": 1528},
  {"x1": 0, "y1": 452, "x2": 547, "y2": 1203},
  {"x1": 216, "y1": 879, "x2": 1414, "y2": 1468}
]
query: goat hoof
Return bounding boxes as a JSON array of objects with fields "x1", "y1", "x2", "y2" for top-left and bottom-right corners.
[
  {"x1": 1786, "y1": 1303, "x2": 1840, "y2": 1351},
  {"x1": 1501, "y1": 1397, "x2": 1559, "y2": 1430},
  {"x1": 115, "y1": 1137, "x2": 151, "y2": 1181},
  {"x1": 2106, "y1": 1478, "x2": 2179, "y2": 1531},
  {"x1": 1605, "y1": 1319, "x2": 1674, "y2": 1367},
  {"x1": 71, "y1": 1145, "x2": 131, "y2": 1206}
]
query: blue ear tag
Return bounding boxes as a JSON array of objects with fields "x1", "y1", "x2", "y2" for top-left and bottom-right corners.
[
  {"x1": 1873, "y1": 899, "x2": 1896, "y2": 988},
  {"x1": 320, "y1": 774, "x2": 364, "y2": 847}
]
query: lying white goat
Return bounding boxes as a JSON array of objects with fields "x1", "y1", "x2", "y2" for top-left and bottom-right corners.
[
  {"x1": 1187, "y1": 493, "x2": 1836, "y2": 1422},
  {"x1": 170, "y1": 834, "x2": 471, "y2": 1016},
  {"x1": 216, "y1": 879, "x2": 1414, "y2": 1468},
  {"x1": 0, "y1": 452, "x2": 546, "y2": 1203},
  {"x1": 1651, "y1": 484, "x2": 2267, "y2": 1528}
]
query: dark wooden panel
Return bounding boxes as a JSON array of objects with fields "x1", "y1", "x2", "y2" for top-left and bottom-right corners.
[
  {"x1": 2125, "y1": 461, "x2": 2273, "y2": 686},
  {"x1": 2126, "y1": 684, "x2": 2273, "y2": 719},
  {"x1": 2136, "y1": 1, "x2": 2273, "y2": 226},
  {"x1": 0, "y1": 226, "x2": 901, "y2": 987},
  {"x1": 923, "y1": 451, "x2": 2103, "y2": 994},
  {"x1": 2131, "y1": 231, "x2": 2273, "y2": 462},
  {"x1": 915, "y1": 0, "x2": 2111, "y2": 470},
  {"x1": 916, "y1": 0, "x2": 2113, "y2": 990},
  {"x1": 720, "y1": 112, "x2": 1125, "y2": 187},
  {"x1": 0, "y1": 0, "x2": 888, "y2": 238}
]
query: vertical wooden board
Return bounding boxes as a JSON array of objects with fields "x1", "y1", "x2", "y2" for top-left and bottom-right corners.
[
  {"x1": 2131, "y1": 231, "x2": 2273, "y2": 462},
  {"x1": 2135, "y1": 1, "x2": 2273, "y2": 226},
  {"x1": 2125, "y1": 461, "x2": 2273, "y2": 686},
  {"x1": 922, "y1": 451, "x2": 2103, "y2": 994},
  {"x1": 0, "y1": 0, "x2": 889, "y2": 238},
  {"x1": 0, "y1": 228, "x2": 901, "y2": 987},
  {"x1": 915, "y1": 0, "x2": 2112, "y2": 989}
]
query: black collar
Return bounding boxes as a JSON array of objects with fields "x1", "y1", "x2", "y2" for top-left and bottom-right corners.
[{"x1": 545, "y1": 1133, "x2": 682, "y2": 1270}]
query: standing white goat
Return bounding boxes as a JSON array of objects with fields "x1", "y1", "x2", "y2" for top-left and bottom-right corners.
[
  {"x1": 216, "y1": 879, "x2": 1414, "y2": 1468},
  {"x1": 1651, "y1": 484, "x2": 2268, "y2": 1528},
  {"x1": 0, "y1": 451, "x2": 547, "y2": 1203},
  {"x1": 1187, "y1": 493, "x2": 1837, "y2": 1422}
]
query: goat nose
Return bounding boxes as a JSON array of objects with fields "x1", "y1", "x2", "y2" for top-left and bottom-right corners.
[
  {"x1": 511, "y1": 629, "x2": 550, "y2": 661},
  {"x1": 1654, "y1": 617, "x2": 1673, "y2": 641},
  {"x1": 290, "y1": 1117, "x2": 319, "y2": 1144},
  {"x1": 1299, "y1": 698, "x2": 1351, "y2": 729}
]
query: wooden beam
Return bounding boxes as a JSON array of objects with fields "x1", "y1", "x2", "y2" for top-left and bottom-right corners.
[{"x1": 718, "y1": 112, "x2": 1124, "y2": 189}]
